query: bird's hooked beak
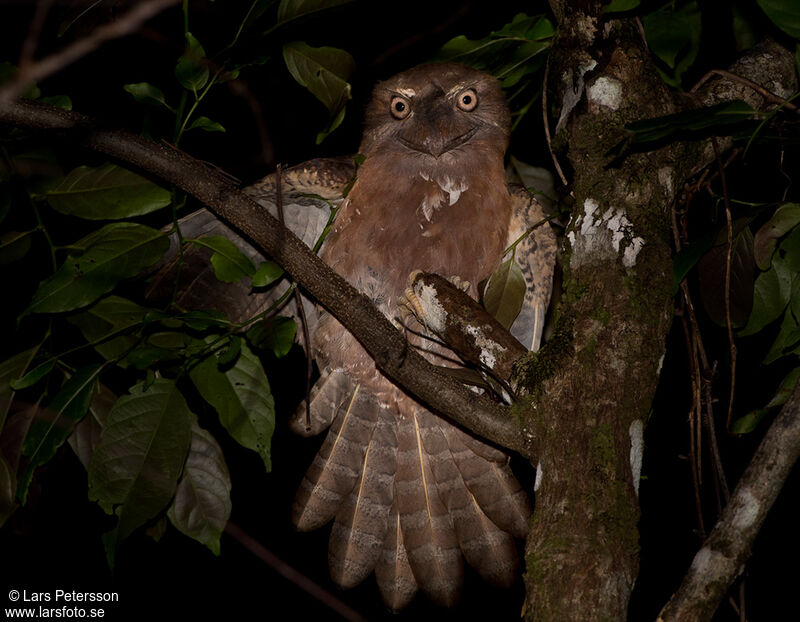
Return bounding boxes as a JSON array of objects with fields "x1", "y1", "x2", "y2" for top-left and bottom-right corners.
[{"x1": 395, "y1": 95, "x2": 479, "y2": 158}]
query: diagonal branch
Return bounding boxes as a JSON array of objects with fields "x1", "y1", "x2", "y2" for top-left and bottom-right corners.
[
  {"x1": 0, "y1": 98, "x2": 532, "y2": 458},
  {"x1": 657, "y1": 378, "x2": 800, "y2": 622}
]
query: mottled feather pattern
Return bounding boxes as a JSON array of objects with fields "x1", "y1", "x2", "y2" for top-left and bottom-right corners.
[
  {"x1": 507, "y1": 185, "x2": 557, "y2": 352},
  {"x1": 375, "y1": 501, "x2": 418, "y2": 611},
  {"x1": 395, "y1": 409, "x2": 463, "y2": 606},
  {"x1": 329, "y1": 405, "x2": 397, "y2": 588},
  {"x1": 292, "y1": 386, "x2": 379, "y2": 531}
]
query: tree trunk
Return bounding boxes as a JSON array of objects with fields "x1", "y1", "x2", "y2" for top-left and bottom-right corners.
[{"x1": 516, "y1": 2, "x2": 797, "y2": 619}]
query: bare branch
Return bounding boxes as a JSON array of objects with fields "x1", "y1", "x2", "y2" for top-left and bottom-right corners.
[
  {"x1": 658, "y1": 378, "x2": 800, "y2": 622},
  {"x1": 0, "y1": 0, "x2": 180, "y2": 102},
  {"x1": 0, "y1": 98, "x2": 531, "y2": 458}
]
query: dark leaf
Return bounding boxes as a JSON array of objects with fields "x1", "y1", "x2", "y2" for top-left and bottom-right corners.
[
  {"x1": 1, "y1": 347, "x2": 39, "y2": 428},
  {"x1": 167, "y1": 418, "x2": 231, "y2": 555},
  {"x1": 123, "y1": 82, "x2": 173, "y2": 111},
  {"x1": 68, "y1": 382, "x2": 117, "y2": 471},
  {"x1": 246, "y1": 316, "x2": 297, "y2": 358},
  {"x1": 739, "y1": 257, "x2": 793, "y2": 336},
  {"x1": 753, "y1": 203, "x2": 800, "y2": 269},
  {"x1": 25, "y1": 223, "x2": 169, "y2": 315},
  {"x1": 0, "y1": 454, "x2": 15, "y2": 527},
  {"x1": 251, "y1": 260, "x2": 284, "y2": 288},
  {"x1": 276, "y1": 0, "x2": 354, "y2": 24},
  {"x1": 67, "y1": 295, "x2": 153, "y2": 363},
  {"x1": 757, "y1": 0, "x2": 800, "y2": 38},
  {"x1": 672, "y1": 227, "x2": 717, "y2": 294},
  {"x1": 175, "y1": 32, "x2": 209, "y2": 92},
  {"x1": 9, "y1": 359, "x2": 53, "y2": 392},
  {"x1": 763, "y1": 307, "x2": 800, "y2": 364},
  {"x1": 188, "y1": 116, "x2": 226, "y2": 133},
  {"x1": 697, "y1": 224, "x2": 755, "y2": 328},
  {"x1": 18, "y1": 365, "x2": 102, "y2": 503},
  {"x1": 282, "y1": 41, "x2": 354, "y2": 123},
  {"x1": 87, "y1": 379, "x2": 192, "y2": 541},
  {"x1": 45, "y1": 163, "x2": 171, "y2": 220},
  {"x1": 483, "y1": 257, "x2": 526, "y2": 330},
  {"x1": 189, "y1": 341, "x2": 274, "y2": 471},
  {"x1": 190, "y1": 236, "x2": 256, "y2": 283}
]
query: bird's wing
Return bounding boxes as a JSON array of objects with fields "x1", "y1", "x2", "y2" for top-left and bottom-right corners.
[
  {"x1": 506, "y1": 184, "x2": 557, "y2": 352},
  {"x1": 146, "y1": 156, "x2": 355, "y2": 327}
]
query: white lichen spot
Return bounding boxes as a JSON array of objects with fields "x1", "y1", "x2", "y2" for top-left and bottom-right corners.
[
  {"x1": 656, "y1": 354, "x2": 665, "y2": 377},
  {"x1": 413, "y1": 282, "x2": 447, "y2": 333},
  {"x1": 689, "y1": 546, "x2": 727, "y2": 577},
  {"x1": 629, "y1": 420, "x2": 644, "y2": 497},
  {"x1": 731, "y1": 488, "x2": 760, "y2": 530},
  {"x1": 580, "y1": 198, "x2": 601, "y2": 235},
  {"x1": 534, "y1": 461, "x2": 543, "y2": 492},
  {"x1": 623, "y1": 236, "x2": 645, "y2": 268},
  {"x1": 465, "y1": 324, "x2": 507, "y2": 369},
  {"x1": 557, "y1": 59, "x2": 598, "y2": 132},
  {"x1": 658, "y1": 167, "x2": 673, "y2": 196},
  {"x1": 587, "y1": 76, "x2": 622, "y2": 110},
  {"x1": 571, "y1": 199, "x2": 645, "y2": 268}
]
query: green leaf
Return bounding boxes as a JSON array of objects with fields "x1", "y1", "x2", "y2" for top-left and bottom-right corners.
[
  {"x1": 188, "y1": 116, "x2": 226, "y2": 133},
  {"x1": 68, "y1": 382, "x2": 117, "y2": 471},
  {"x1": 732, "y1": 367, "x2": 800, "y2": 434},
  {"x1": 739, "y1": 258, "x2": 793, "y2": 336},
  {"x1": 438, "y1": 14, "x2": 551, "y2": 85},
  {"x1": 251, "y1": 260, "x2": 284, "y2": 287},
  {"x1": 189, "y1": 341, "x2": 274, "y2": 470},
  {"x1": 0, "y1": 229, "x2": 34, "y2": 265},
  {"x1": 17, "y1": 364, "x2": 102, "y2": 503},
  {"x1": 247, "y1": 316, "x2": 297, "y2": 358},
  {"x1": 123, "y1": 82, "x2": 173, "y2": 111},
  {"x1": 604, "y1": 0, "x2": 640, "y2": 13},
  {"x1": 180, "y1": 310, "x2": 229, "y2": 331},
  {"x1": 483, "y1": 257, "x2": 526, "y2": 330},
  {"x1": 0, "y1": 347, "x2": 39, "y2": 430},
  {"x1": 0, "y1": 454, "x2": 16, "y2": 527},
  {"x1": 276, "y1": 0, "x2": 354, "y2": 24},
  {"x1": 167, "y1": 418, "x2": 231, "y2": 555},
  {"x1": 643, "y1": 2, "x2": 701, "y2": 86},
  {"x1": 87, "y1": 379, "x2": 192, "y2": 540},
  {"x1": 282, "y1": 41, "x2": 354, "y2": 118},
  {"x1": 190, "y1": 236, "x2": 256, "y2": 283},
  {"x1": 176, "y1": 32, "x2": 209, "y2": 92},
  {"x1": 9, "y1": 359, "x2": 55, "y2": 391},
  {"x1": 625, "y1": 101, "x2": 757, "y2": 146},
  {"x1": 218, "y1": 335, "x2": 242, "y2": 367},
  {"x1": 38, "y1": 95, "x2": 72, "y2": 110},
  {"x1": 763, "y1": 307, "x2": 800, "y2": 364},
  {"x1": 757, "y1": 0, "x2": 800, "y2": 38},
  {"x1": 672, "y1": 228, "x2": 717, "y2": 294},
  {"x1": 731, "y1": 409, "x2": 768, "y2": 434},
  {"x1": 45, "y1": 163, "x2": 171, "y2": 220},
  {"x1": 753, "y1": 204, "x2": 800, "y2": 269},
  {"x1": 67, "y1": 295, "x2": 153, "y2": 363},
  {"x1": 25, "y1": 223, "x2": 169, "y2": 315},
  {"x1": 766, "y1": 367, "x2": 800, "y2": 408}
]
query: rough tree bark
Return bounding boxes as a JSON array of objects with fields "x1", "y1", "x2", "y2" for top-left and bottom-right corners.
[{"x1": 512, "y1": 1, "x2": 798, "y2": 620}]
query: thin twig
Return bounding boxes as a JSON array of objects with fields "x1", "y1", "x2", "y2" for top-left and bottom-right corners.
[
  {"x1": 224, "y1": 522, "x2": 367, "y2": 622},
  {"x1": 0, "y1": 0, "x2": 180, "y2": 102},
  {"x1": 542, "y1": 54, "x2": 569, "y2": 187},
  {"x1": 691, "y1": 69, "x2": 800, "y2": 115},
  {"x1": 19, "y1": 0, "x2": 55, "y2": 71},
  {"x1": 711, "y1": 137, "x2": 737, "y2": 431}
]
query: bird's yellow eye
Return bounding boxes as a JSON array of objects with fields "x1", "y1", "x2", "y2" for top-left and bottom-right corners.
[
  {"x1": 390, "y1": 95, "x2": 411, "y2": 119},
  {"x1": 457, "y1": 88, "x2": 478, "y2": 112}
]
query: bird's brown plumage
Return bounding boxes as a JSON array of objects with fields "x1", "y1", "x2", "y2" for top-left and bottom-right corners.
[{"x1": 292, "y1": 62, "x2": 536, "y2": 609}]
